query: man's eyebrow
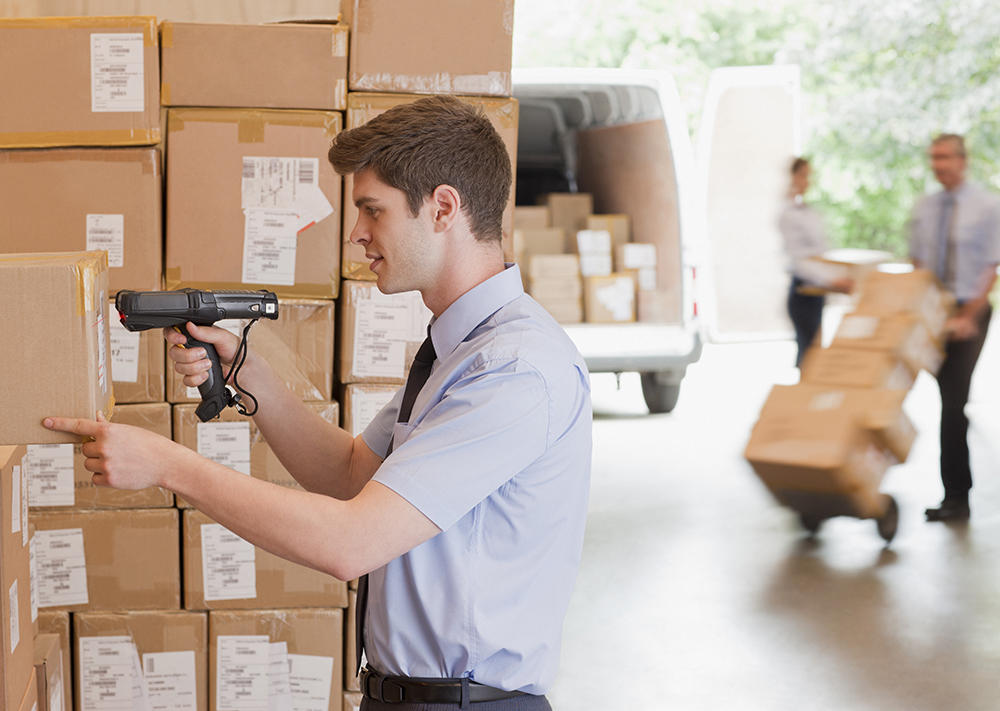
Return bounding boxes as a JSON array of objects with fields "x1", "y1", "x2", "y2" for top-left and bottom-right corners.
[{"x1": 355, "y1": 195, "x2": 379, "y2": 209}]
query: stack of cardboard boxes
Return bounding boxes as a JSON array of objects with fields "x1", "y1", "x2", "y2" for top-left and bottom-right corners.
[
  {"x1": 513, "y1": 195, "x2": 660, "y2": 324},
  {"x1": 745, "y1": 269, "x2": 953, "y2": 524},
  {"x1": 0, "y1": 3, "x2": 517, "y2": 709}
]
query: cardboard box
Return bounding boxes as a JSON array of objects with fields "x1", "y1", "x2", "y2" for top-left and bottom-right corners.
[
  {"x1": 74, "y1": 610, "x2": 208, "y2": 711},
  {"x1": 172, "y1": 401, "x2": 339, "y2": 507},
  {"x1": 539, "y1": 193, "x2": 592, "y2": 245},
  {"x1": 528, "y1": 254, "x2": 580, "y2": 279},
  {"x1": 33, "y1": 634, "x2": 64, "y2": 711},
  {"x1": 584, "y1": 273, "x2": 637, "y2": 323},
  {"x1": 746, "y1": 403, "x2": 893, "y2": 520},
  {"x1": 0, "y1": 148, "x2": 163, "y2": 294},
  {"x1": 513, "y1": 205, "x2": 550, "y2": 230},
  {"x1": 347, "y1": 0, "x2": 512, "y2": 97},
  {"x1": 31, "y1": 509, "x2": 181, "y2": 612},
  {"x1": 342, "y1": 93, "x2": 519, "y2": 278},
  {"x1": 1, "y1": 446, "x2": 34, "y2": 711},
  {"x1": 537, "y1": 300, "x2": 584, "y2": 325},
  {"x1": 529, "y1": 278, "x2": 583, "y2": 302},
  {"x1": 344, "y1": 589, "x2": 359, "y2": 692},
  {"x1": 830, "y1": 313, "x2": 945, "y2": 376},
  {"x1": 0, "y1": 16, "x2": 160, "y2": 148},
  {"x1": 854, "y1": 268, "x2": 955, "y2": 343},
  {"x1": 168, "y1": 299, "x2": 335, "y2": 404},
  {"x1": 36, "y1": 612, "x2": 70, "y2": 711},
  {"x1": 16, "y1": 669, "x2": 37, "y2": 711},
  {"x1": 576, "y1": 229, "x2": 613, "y2": 278},
  {"x1": 210, "y1": 608, "x2": 344, "y2": 711},
  {"x1": 27, "y1": 403, "x2": 173, "y2": 511},
  {"x1": 183, "y1": 509, "x2": 348, "y2": 611},
  {"x1": 110, "y1": 301, "x2": 166, "y2": 403},
  {"x1": 804, "y1": 248, "x2": 892, "y2": 293},
  {"x1": 513, "y1": 228, "x2": 566, "y2": 258},
  {"x1": 160, "y1": 21, "x2": 349, "y2": 110},
  {"x1": 338, "y1": 281, "x2": 432, "y2": 385},
  {"x1": 617, "y1": 243, "x2": 658, "y2": 291},
  {"x1": 345, "y1": 690, "x2": 363, "y2": 711},
  {"x1": 799, "y1": 348, "x2": 915, "y2": 391},
  {"x1": 588, "y1": 214, "x2": 630, "y2": 252},
  {"x1": 165, "y1": 108, "x2": 343, "y2": 298},
  {"x1": 342, "y1": 384, "x2": 398, "y2": 437},
  {"x1": 637, "y1": 290, "x2": 674, "y2": 324},
  {"x1": 0, "y1": 252, "x2": 115, "y2": 446},
  {"x1": 758, "y1": 384, "x2": 917, "y2": 464}
]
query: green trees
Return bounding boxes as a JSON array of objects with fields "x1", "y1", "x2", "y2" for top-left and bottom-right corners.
[{"x1": 514, "y1": 0, "x2": 1000, "y2": 256}]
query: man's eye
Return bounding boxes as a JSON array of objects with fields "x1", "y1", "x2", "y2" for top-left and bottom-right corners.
[{"x1": 367, "y1": 207, "x2": 379, "y2": 217}]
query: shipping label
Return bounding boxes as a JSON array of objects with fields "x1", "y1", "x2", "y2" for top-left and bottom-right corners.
[
  {"x1": 9, "y1": 579, "x2": 19, "y2": 653},
  {"x1": 91, "y1": 33, "x2": 146, "y2": 113},
  {"x1": 27, "y1": 444, "x2": 76, "y2": 507},
  {"x1": 35, "y1": 528, "x2": 89, "y2": 607},
  {"x1": 11, "y1": 463, "x2": 20, "y2": 534},
  {"x1": 241, "y1": 157, "x2": 334, "y2": 233},
  {"x1": 352, "y1": 290, "x2": 430, "y2": 379},
  {"x1": 29, "y1": 533, "x2": 37, "y2": 622},
  {"x1": 216, "y1": 636, "x2": 270, "y2": 711},
  {"x1": 269, "y1": 642, "x2": 293, "y2": 711},
  {"x1": 350, "y1": 390, "x2": 396, "y2": 437},
  {"x1": 87, "y1": 214, "x2": 125, "y2": 268},
  {"x1": 110, "y1": 315, "x2": 142, "y2": 383},
  {"x1": 21, "y1": 454, "x2": 28, "y2": 545},
  {"x1": 197, "y1": 422, "x2": 251, "y2": 475},
  {"x1": 201, "y1": 523, "x2": 257, "y2": 601},
  {"x1": 288, "y1": 654, "x2": 334, "y2": 711},
  {"x1": 143, "y1": 650, "x2": 198, "y2": 711},
  {"x1": 243, "y1": 209, "x2": 299, "y2": 286},
  {"x1": 79, "y1": 636, "x2": 148, "y2": 711}
]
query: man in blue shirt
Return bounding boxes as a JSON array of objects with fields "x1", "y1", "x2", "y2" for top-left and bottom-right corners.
[
  {"x1": 46, "y1": 96, "x2": 593, "y2": 709},
  {"x1": 909, "y1": 133, "x2": 1000, "y2": 522}
]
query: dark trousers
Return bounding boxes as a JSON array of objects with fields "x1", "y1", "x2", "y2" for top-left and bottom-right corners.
[
  {"x1": 936, "y1": 305, "x2": 992, "y2": 501},
  {"x1": 360, "y1": 696, "x2": 552, "y2": 711},
  {"x1": 787, "y1": 278, "x2": 825, "y2": 367}
]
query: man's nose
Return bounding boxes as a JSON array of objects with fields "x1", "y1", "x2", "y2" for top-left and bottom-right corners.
[{"x1": 350, "y1": 220, "x2": 369, "y2": 245}]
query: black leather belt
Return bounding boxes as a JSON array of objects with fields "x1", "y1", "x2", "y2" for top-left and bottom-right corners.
[{"x1": 360, "y1": 667, "x2": 527, "y2": 705}]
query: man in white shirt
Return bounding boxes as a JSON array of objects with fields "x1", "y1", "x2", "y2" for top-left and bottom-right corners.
[{"x1": 909, "y1": 133, "x2": 1000, "y2": 522}]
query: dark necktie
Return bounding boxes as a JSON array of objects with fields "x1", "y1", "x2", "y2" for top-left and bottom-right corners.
[
  {"x1": 936, "y1": 192, "x2": 957, "y2": 285},
  {"x1": 355, "y1": 329, "x2": 436, "y2": 675}
]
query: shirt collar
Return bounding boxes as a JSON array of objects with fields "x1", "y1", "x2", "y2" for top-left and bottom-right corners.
[{"x1": 429, "y1": 263, "x2": 524, "y2": 359}]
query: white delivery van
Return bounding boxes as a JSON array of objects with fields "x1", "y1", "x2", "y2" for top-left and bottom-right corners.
[{"x1": 512, "y1": 67, "x2": 705, "y2": 413}]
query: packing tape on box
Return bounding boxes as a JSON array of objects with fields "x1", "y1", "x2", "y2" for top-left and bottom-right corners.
[
  {"x1": 0, "y1": 128, "x2": 160, "y2": 149},
  {"x1": 0, "y1": 146, "x2": 160, "y2": 176},
  {"x1": 163, "y1": 272, "x2": 341, "y2": 300},
  {"x1": 0, "y1": 15, "x2": 158, "y2": 45},
  {"x1": 347, "y1": 93, "x2": 519, "y2": 130},
  {"x1": 159, "y1": 20, "x2": 174, "y2": 47},
  {"x1": 166, "y1": 108, "x2": 342, "y2": 139},
  {"x1": 161, "y1": 82, "x2": 171, "y2": 105}
]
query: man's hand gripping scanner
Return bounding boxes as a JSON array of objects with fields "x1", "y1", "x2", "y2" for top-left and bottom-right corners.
[{"x1": 115, "y1": 288, "x2": 279, "y2": 422}]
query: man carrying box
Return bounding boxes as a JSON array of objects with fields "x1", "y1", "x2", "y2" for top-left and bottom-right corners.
[
  {"x1": 909, "y1": 133, "x2": 1000, "y2": 522},
  {"x1": 46, "y1": 96, "x2": 591, "y2": 710}
]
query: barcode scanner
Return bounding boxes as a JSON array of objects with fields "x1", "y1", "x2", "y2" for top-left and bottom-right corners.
[{"x1": 115, "y1": 288, "x2": 279, "y2": 422}]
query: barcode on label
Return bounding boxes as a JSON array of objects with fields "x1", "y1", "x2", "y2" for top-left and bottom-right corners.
[
  {"x1": 298, "y1": 161, "x2": 315, "y2": 184},
  {"x1": 242, "y1": 159, "x2": 256, "y2": 179}
]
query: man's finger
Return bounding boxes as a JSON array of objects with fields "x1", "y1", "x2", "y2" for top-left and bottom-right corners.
[{"x1": 43, "y1": 417, "x2": 100, "y2": 437}]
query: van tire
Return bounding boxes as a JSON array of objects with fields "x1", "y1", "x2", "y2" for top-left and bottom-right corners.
[{"x1": 640, "y1": 373, "x2": 681, "y2": 414}]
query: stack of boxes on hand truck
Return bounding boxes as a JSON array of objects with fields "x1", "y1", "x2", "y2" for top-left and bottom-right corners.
[
  {"x1": 513, "y1": 193, "x2": 662, "y2": 325},
  {"x1": 745, "y1": 268, "x2": 954, "y2": 542},
  {"x1": 0, "y1": 1, "x2": 519, "y2": 708}
]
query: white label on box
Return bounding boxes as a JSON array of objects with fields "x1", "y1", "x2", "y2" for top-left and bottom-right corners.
[
  {"x1": 110, "y1": 309, "x2": 142, "y2": 384},
  {"x1": 91, "y1": 33, "x2": 145, "y2": 113},
  {"x1": 350, "y1": 389, "x2": 397, "y2": 437},
  {"x1": 97, "y1": 291, "x2": 109, "y2": 393},
  {"x1": 27, "y1": 444, "x2": 76, "y2": 507},
  {"x1": 201, "y1": 523, "x2": 257, "y2": 601},
  {"x1": 808, "y1": 391, "x2": 845, "y2": 411},
  {"x1": 241, "y1": 157, "x2": 334, "y2": 233},
  {"x1": 80, "y1": 636, "x2": 146, "y2": 711},
  {"x1": 353, "y1": 290, "x2": 431, "y2": 379},
  {"x1": 11, "y1": 464, "x2": 20, "y2": 533},
  {"x1": 243, "y1": 209, "x2": 299, "y2": 286},
  {"x1": 837, "y1": 314, "x2": 880, "y2": 340},
  {"x1": 579, "y1": 253, "x2": 613, "y2": 277},
  {"x1": 87, "y1": 214, "x2": 125, "y2": 268},
  {"x1": 144, "y1": 650, "x2": 198, "y2": 711},
  {"x1": 288, "y1": 654, "x2": 334, "y2": 711},
  {"x1": 637, "y1": 266, "x2": 657, "y2": 292},
  {"x1": 35, "y1": 528, "x2": 89, "y2": 607},
  {"x1": 20, "y1": 455, "x2": 28, "y2": 546},
  {"x1": 217, "y1": 636, "x2": 270, "y2": 711},
  {"x1": 576, "y1": 229, "x2": 612, "y2": 253},
  {"x1": 9, "y1": 579, "x2": 19, "y2": 653},
  {"x1": 595, "y1": 277, "x2": 635, "y2": 321},
  {"x1": 51, "y1": 676, "x2": 65, "y2": 711},
  {"x1": 622, "y1": 243, "x2": 657, "y2": 269},
  {"x1": 269, "y1": 642, "x2": 293, "y2": 711},
  {"x1": 29, "y1": 533, "x2": 38, "y2": 622},
  {"x1": 197, "y1": 422, "x2": 251, "y2": 475}
]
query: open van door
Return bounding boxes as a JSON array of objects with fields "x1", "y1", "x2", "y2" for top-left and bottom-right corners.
[
  {"x1": 697, "y1": 65, "x2": 801, "y2": 342},
  {"x1": 513, "y1": 68, "x2": 704, "y2": 413}
]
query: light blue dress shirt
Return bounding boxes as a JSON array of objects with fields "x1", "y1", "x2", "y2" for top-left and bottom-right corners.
[
  {"x1": 361, "y1": 263, "x2": 593, "y2": 695},
  {"x1": 909, "y1": 182, "x2": 1000, "y2": 301}
]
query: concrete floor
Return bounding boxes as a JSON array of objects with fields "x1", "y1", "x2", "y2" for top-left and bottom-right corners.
[{"x1": 549, "y1": 317, "x2": 1000, "y2": 710}]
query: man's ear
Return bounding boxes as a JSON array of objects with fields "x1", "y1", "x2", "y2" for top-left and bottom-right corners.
[{"x1": 429, "y1": 184, "x2": 462, "y2": 233}]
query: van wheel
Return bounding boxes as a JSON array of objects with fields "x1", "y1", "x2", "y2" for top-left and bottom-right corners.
[{"x1": 640, "y1": 373, "x2": 681, "y2": 414}]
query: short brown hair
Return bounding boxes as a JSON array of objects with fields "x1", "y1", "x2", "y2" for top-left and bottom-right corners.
[
  {"x1": 790, "y1": 156, "x2": 810, "y2": 175},
  {"x1": 932, "y1": 133, "x2": 966, "y2": 157},
  {"x1": 328, "y1": 95, "x2": 511, "y2": 242}
]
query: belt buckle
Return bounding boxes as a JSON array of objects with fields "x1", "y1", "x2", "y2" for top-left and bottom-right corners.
[
  {"x1": 364, "y1": 669, "x2": 405, "y2": 704},
  {"x1": 379, "y1": 676, "x2": 406, "y2": 703}
]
